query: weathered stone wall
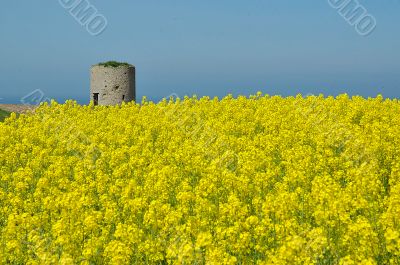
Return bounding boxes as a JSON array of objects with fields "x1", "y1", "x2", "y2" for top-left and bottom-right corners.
[{"x1": 90, "y1": 65, "x2": 135, "y2": 105}]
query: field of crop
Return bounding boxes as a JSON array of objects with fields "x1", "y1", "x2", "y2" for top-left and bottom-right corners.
[{"x1": 1, "y1": 94, "x2": 400, "y2": 264}]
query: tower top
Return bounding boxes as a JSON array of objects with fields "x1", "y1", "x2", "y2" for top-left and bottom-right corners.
[{"x1": 94, "y1": 61, "x2": 135, "y2": 68}]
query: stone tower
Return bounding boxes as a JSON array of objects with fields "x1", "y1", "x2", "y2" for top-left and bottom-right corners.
[{"x1": 90, "y1": 62, "x2": 135, "y2": 105}]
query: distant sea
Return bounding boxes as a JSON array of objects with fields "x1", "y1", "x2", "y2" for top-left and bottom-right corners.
[{"x1": 0, "y1": 95, "x2": 167, "y2": 105}]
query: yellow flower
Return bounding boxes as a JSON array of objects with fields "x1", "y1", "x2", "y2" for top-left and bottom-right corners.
[{"x1": 1, "y1": 95, "x2": 399, "y2": 263}]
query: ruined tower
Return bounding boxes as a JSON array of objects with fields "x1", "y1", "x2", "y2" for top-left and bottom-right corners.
[{"x1": 90, "y1": 61, "x2": 136, "y2": 105}]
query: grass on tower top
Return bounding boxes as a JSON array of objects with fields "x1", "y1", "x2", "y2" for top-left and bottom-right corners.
[{"x1": 96, "y1": 61, "x2": 132, "y2": 68}]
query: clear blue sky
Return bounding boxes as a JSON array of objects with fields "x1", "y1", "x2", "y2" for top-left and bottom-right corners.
[{"x1": 0, "y1": 0, "x2": 399, "y2": 104}]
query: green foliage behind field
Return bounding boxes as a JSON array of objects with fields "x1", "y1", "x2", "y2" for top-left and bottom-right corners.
[{"x1": 0, "y1": 109, "x2": 11, "y2": 122}]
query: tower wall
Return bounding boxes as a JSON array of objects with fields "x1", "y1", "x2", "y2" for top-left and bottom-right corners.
[{"x1": 90, "y1": 65, "x2": 135, "y2": 105}]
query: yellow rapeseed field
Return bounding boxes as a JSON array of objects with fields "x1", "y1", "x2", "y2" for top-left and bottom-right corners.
[{"x1": 1, "y1": 94, "x2": 400, "y2": 264}]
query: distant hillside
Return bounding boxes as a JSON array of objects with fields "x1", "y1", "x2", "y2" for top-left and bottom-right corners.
[
  {"x1": 0, "y1": 104, "x2": 37, "y2": 114},
  {"x1": 0, "y1": 104, "x2": 37, "y2": 122}
]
